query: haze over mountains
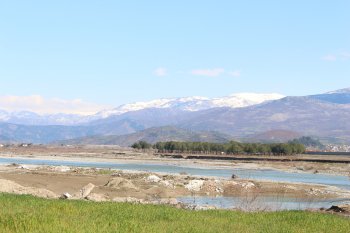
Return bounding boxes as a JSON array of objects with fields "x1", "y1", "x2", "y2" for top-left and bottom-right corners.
[{"x1": 0, "y1": 88, "x2": 350, "y2": 145}]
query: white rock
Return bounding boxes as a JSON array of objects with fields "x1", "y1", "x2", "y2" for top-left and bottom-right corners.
[
  {"x1": 185, "y1": 180, "x2": 204, "y2": 192},
  {"x1": 54, "y1": 166, "x2": 71, "y2": 172},
  {"x1": 230, "y1": 181, "x2": 238, "y2": 185},
  {"x1": 147, "y1": 175, "x2": 161, "y2": 183},
  {"x1": 215, "y1": 187, "x2": 224, "y2": 193},
  {"x1": 241, "y1": 182, "x2": 255, "y2": 189},
  {"x1": 79, "y1": 183, "x2": 95, "y2": 198},
  {"x1": 61, "y1": 192, "x2": 72, "y2": 199},
  {"x1": 19, "y1": 165, "x2": 30, "y2": 170},
  {"x1": 160, "y1": 180, "x2": 174, "y2": 188}
]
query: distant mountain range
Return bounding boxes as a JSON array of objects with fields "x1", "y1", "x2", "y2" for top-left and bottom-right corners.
[
  {"x1": 1, "y1": 88, "x2": 350, "y2": 144},
  {"x1": 0, "y1": 110, "x2": 92, "y2": 126},
  {"x1": 94, "y1": 93, "x2": 285, "y2": 119},
  {"x1": 0, "y1": 93, "x2": 284, "y2": 125},
  {"x1": 179, "y1": 95, "x2": 350, "y2": 141}
]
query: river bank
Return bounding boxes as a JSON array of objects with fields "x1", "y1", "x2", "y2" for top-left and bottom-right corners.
[
  {"x1": 0, "y1": 163, "x2": 349, "y2": 211},
  {"x1": 0, "y1": 145, "x2": 349, "y2": 211},
  {"x1": 1, "y1": 145, "x2": 350, "y2": 176}
]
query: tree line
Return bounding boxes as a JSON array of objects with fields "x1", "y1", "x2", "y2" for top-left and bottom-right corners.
[{"x1": 131, "y1": 140, "x2": 305, "y2": 155}]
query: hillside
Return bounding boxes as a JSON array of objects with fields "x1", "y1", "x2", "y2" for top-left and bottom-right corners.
[
  {"x1": 0, "y1": 123, "x2": 95, "y2": 144},
  {"x1": 243, "y1": 130, "x2": 302, "y2": 143},
  {"x1": 179, "y1": 96, "x2": 350, "y2": 142},
  {"x1": 60, "y1": 126, "x2": 232, "y2": 146},
  {"x1": 310, "y1": 88, "x2": 350, "y2": 104}
]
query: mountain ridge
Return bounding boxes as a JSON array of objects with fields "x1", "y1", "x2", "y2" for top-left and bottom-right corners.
[
  {"x1": 95, "y1": 92, "x2": 284, "y2": 118},
  {"x1": 0, "y1": 92, "x2": 284, "y2": 126},
  {"x1": 1, "y1": 88, "x2": 350, "y2": 144}
]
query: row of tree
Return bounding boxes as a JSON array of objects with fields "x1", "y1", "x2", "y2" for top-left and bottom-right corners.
[{"x1": 132, "y1": 141, "x2": 306, "y2": 155}]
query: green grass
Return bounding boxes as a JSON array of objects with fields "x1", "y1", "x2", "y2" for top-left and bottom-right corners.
[{"x1": 0, "y1": 193, "x2": 349, "y2": 233}]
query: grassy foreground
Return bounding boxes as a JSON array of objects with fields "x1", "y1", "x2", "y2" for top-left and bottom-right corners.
[{"x1": 0, "y1": 193, "x2": 349, "y2": 233}]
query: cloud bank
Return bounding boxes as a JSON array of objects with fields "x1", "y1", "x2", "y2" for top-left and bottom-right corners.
[
  {"x1": 321, "y1": 55, "x2": 337, "y2": 61},
  {"x1": 190, "y1": 68, "x2": 241, "y2": 77},
  {"x1": 228, "y1": 70, "x2": 241, "y2": 77},
  {"x1": 321, "y1": 52, "x2": 350, "y2": 61},
  {"x1": 154, "y1": 67, "x2": 167, "y2": 76},
  {"x1": 0, "y1": 95, "x2": 110, "y2": 115},
  {"x1": 190, "y1": 68, "x2": 225, "y2": 77}
]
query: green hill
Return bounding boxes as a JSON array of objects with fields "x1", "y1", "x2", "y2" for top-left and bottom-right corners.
[{"x1": 60, "y1": 126, "x2": 232, "y2": 146}]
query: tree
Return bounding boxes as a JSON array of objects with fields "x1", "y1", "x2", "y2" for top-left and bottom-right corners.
[{"x1": 131, "y1": 141, "x2": 152, "y2": 150}]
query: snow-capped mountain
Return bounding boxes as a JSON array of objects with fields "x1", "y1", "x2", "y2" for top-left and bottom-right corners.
[
  {"x1": 0, "y1": 92, "x2": 285, "y2": 125},
  {"x1": 2, "y1": 88, "x2": 350, "y2": 144},
  {"x1": 95, "y1": 93, "x2": 285, "y2": 119}
]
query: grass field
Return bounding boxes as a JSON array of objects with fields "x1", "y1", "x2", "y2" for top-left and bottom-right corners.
[{"x1": 0, "y1": 193, "x2": 349, "y2": 233}]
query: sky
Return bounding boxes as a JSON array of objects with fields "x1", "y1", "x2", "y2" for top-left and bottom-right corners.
[{"x1": 0, "y1": 1, "x2": 349, "y2": 114}]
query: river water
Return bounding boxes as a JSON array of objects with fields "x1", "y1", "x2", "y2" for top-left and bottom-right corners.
[
  {"x1": 1, "y1": 157, "x2": 349, "y2": 210},
  {"x1": 0, "y1": 157, "x2": 348, "y2": 190}
]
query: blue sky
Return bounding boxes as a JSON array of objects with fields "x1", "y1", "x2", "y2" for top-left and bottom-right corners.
[{"x1": 0, "y1": 0, "x2": 349, "y2": 111}]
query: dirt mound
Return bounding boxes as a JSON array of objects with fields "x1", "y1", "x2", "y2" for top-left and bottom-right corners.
[
  {"x1": 0, "y1": 179, "x2": 58, "y2": 198},
  {"x1": 144, "y1": 186, "x2": 173, "y2": 198},
  {"x1": 105, "y1": 178, "x2": 138, "y2": 190},
  {"x1": 202, "y1": 180, "x2": 224, "y2": 194}
]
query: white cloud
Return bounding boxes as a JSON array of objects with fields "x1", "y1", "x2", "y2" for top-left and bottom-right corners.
[
  {"x1": 0, "y1": 95, "x2": 110, "y2": 115},
  {"x1": 191, "y1": 68, "x2": 225, "y2": 77},
  {"x1": 154, "y1": 67, "x2": 167, "y2": 76},
  {"x1": 341, "y1": 52, "x2": 350, "y2": 59},
  {"x1": 321, "y1": 51, "x2": 350, "y2": 61},
  {"x1": 321, "y1": 55, "x2": 337, "y2": 61},
  {"x1": 228, "y1": 70, "x2": 241, "y2": 77}
]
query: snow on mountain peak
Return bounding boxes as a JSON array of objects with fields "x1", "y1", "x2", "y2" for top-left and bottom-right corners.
[
  {"x1": 0, "y1": 92, "x2": 285, "y2": 125},
  {"x1": 96, "y1": 93, "x2": 285, "y2": 118}
]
